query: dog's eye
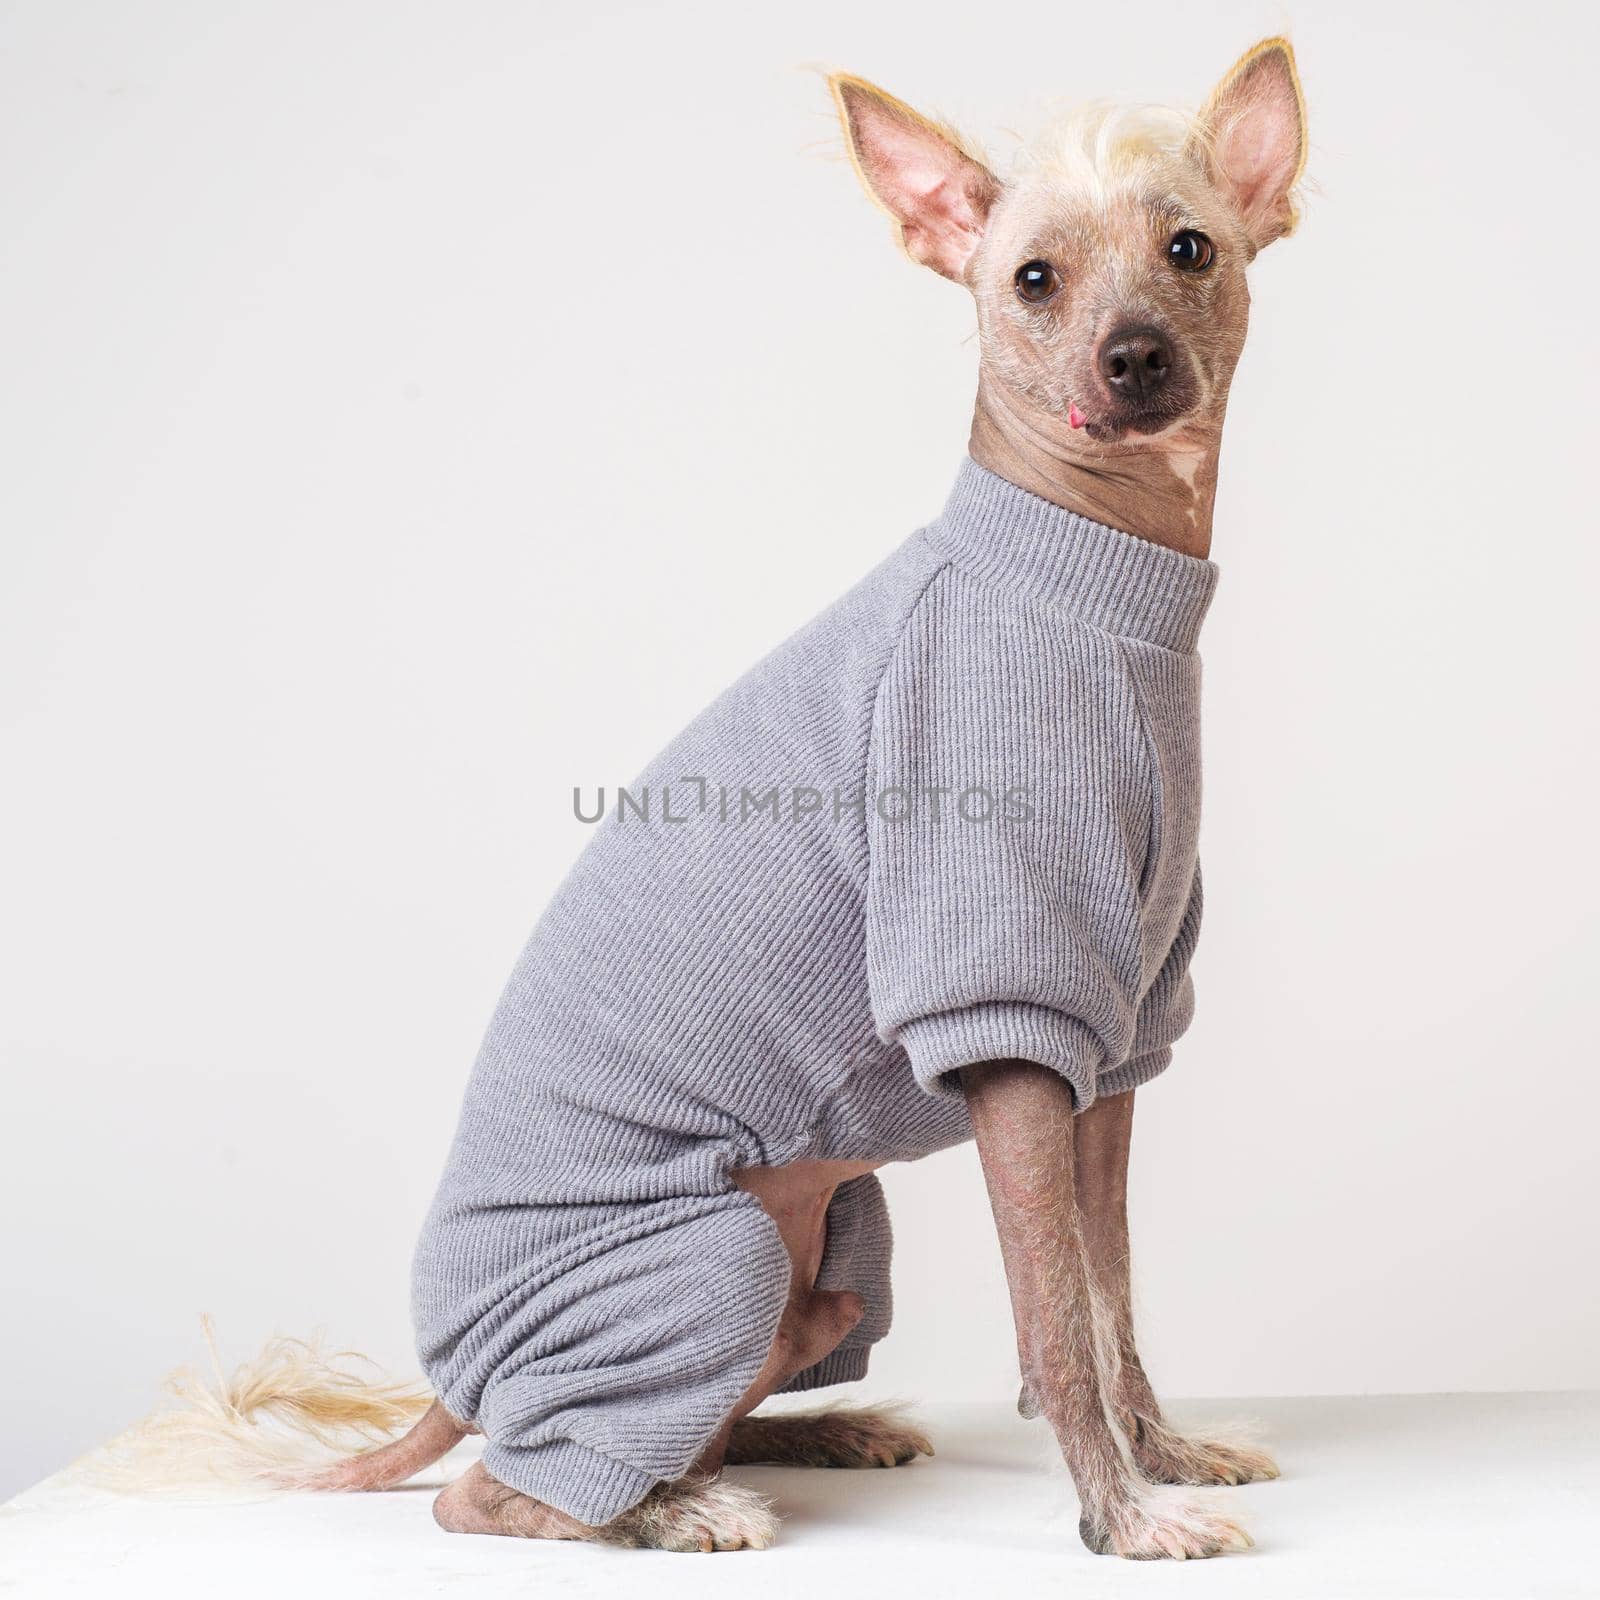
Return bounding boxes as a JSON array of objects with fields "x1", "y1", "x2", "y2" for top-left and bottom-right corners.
[
  {"x1": 1167, "y1": 230, "x2": 1214, "y2": 273},
  {"x1": 1014, "y1": 260, "x2": 1060, "y2": 304}
]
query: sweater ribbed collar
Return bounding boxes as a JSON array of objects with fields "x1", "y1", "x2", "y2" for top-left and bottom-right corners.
[{"x1": 925, "y1": 458, "x2": 1219, "y2": 652}]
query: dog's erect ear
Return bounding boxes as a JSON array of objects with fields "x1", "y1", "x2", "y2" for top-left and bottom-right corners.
[
  {"x1": 829, "y1": 73, "x2": 1000, "y2": 283},
  {"x1": 1191, "y1": 38, "x2": 1307, "y2": 253}
]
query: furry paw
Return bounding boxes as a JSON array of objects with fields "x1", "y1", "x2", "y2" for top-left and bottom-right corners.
[
  {"x1": 599, "y1": 1478, "x2": 778, "y2": 1553},
  {"x1": 1082, "y1": 1489, "x2": 1253, "y2": 1560},
  {"x1": 725, "y1": 1404, "x2": 933, "y2": 1469},
  {"x1": 1130, "y1": 1418, "x2": 1279, "y2": 1487}
]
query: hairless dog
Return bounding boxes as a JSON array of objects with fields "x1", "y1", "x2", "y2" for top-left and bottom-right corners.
[{"x1": 152, "y1": 37, "x2": 1307, "y2": 1562}]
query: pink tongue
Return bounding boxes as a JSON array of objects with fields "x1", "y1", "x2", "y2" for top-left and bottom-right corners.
[{"x1": 1068, "y1": 403, "x2": 1086, "y2": 430}]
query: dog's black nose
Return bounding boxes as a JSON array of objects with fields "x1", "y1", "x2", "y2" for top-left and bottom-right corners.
[{"x1": 1097, "y1": 326, "x2": 1173, "y2": 401}]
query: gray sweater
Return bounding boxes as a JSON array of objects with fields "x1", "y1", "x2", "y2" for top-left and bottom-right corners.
[{"x1": 412, "y1": 458, "x2": 1217, "y2": 1523}]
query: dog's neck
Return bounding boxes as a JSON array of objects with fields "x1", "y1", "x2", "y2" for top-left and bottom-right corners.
[{"x1": 969, "y1": 370, "x2": 1223, "y2": 560}]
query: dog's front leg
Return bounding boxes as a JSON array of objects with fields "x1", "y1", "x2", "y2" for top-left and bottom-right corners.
[
  {"x1": 962, "y1": 1061, "x2": 1250, "y2": 1560},
  {"x1": 1072, "y1": 1089, "x2": 1279, "y2": 1487}
]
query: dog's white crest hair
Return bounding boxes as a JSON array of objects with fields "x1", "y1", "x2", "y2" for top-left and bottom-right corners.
[
  {"x1": 1013, "y1": 100, "x2": 1200, "y2": 194},
  {"x1": 75, "y1": 1316, "x2": 430, "y2": 1497}
]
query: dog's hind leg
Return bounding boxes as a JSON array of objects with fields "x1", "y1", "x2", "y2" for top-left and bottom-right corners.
[
  {"x1": 724, "y1": 1404, "x2": 932, "y2": 1468},
  {"x1": 433, "y1": 1460, "x2": 777, "y2": 1552},
  {"x1": 433, "y1": 1234, "x2": 865, "y2": 1552},
  {"x1": 1073, "y1": 1088, "x2": 1278, "y2": 1487},
  {"x1": 429, "y1": 1284, "x2": 861, "y2": 1551}
]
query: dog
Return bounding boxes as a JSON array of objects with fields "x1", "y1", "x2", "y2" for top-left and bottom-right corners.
[{"x1": 124, "y1": 38, "x2": 1306, "y2": 1561}]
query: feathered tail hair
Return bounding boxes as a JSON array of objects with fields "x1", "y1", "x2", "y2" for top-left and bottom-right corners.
[{"x1": 80, "y1": 1316, "x2": 442, "y2": 1496}]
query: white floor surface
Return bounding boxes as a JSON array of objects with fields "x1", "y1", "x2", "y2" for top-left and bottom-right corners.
[{"x1": 3, "y1": 1392, "x2": 1596, "y2": 1598}]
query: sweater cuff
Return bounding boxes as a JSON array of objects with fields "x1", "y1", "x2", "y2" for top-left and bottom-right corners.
[
  {"x1": 1095, "y1": 1046, "x2": 1173, "y2": 1101},
  {"x1": 895, "y1": 1002, "x2": 1101, "y2": 1107},
  {"x1": 481, "y1": 1435, "x2": 658, "y2": 1527},
  {"x1": 777, "y1": 1345, "x2": 871, "y2": 1394}
]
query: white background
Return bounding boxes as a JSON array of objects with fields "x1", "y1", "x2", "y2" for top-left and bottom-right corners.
[{"x1": 3, "y1": 0, "x2": 1597, "y2": 1501}]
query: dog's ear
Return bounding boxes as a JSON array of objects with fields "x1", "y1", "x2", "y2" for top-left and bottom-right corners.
[
  {"x1": 1191, "y1": 38, "x2": 1307, "y2": 253},
  {"x1": 829, "y1": 73, "x2": 1000, "y2": 283}
]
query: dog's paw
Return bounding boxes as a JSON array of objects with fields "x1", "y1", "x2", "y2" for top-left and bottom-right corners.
[
  {"x1": 600, "y1": 1478, "x2": 778, "y2": 1553},
  {"x1": 726, "y1": 1404, "x2": 933, "y2": 1469},
  {"x1": 802, "y1": 1407, "x2": 932, "y2": 1468},
  {"x1": 1130, "y1": 1418, "x2": 1279, "y2": 1487},
  {"x1": 1082, "y1": 1489, "x2": 1253, "y2": 1560}
]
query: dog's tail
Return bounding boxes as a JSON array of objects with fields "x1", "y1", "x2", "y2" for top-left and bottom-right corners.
[
  {"x1": 83, "y1": 1316, "x2": 465, "y2": 1496},
  {"x1": 292, "y1": 1399, "x2": 471, "y2": 1491}
]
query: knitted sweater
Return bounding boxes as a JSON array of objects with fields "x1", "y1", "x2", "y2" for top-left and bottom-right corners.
[{"x1": 412, "y1": 458, "x2": 1218, "y2": 1523}]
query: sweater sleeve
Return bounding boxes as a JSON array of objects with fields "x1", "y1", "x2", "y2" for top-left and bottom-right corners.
[
  {"x1": 864, "y1": 569, "x2": 1156, "y2": 1108},
  {"x1": 1097, "y1": 862, "x2": 1202, "y2": 1099}
]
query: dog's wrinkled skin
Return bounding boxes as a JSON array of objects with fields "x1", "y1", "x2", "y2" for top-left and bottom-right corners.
[{"x1": 317, "y1": 39, "x2": 1304, "y2": 1558}]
